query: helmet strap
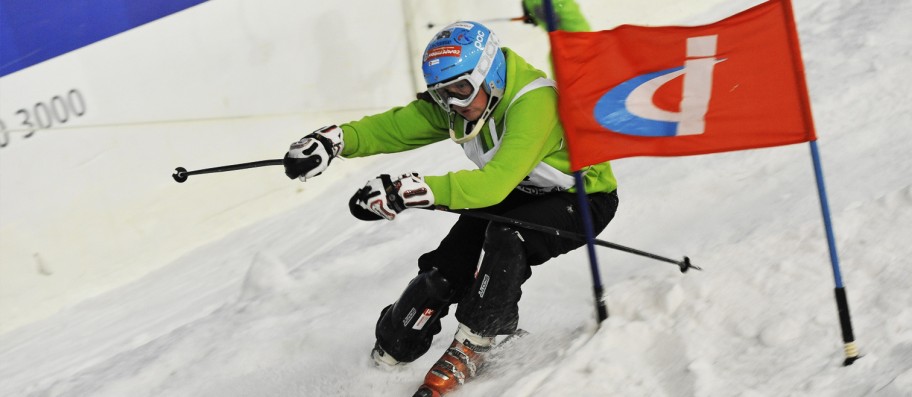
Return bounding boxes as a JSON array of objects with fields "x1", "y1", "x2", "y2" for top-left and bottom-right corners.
[{"x1": 448, "y1": 94, "x2": 501, "y2": 144}]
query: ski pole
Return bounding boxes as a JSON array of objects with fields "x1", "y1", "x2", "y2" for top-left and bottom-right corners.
[
  {"x1": 172, "y1": 159, "x2": 283, "y2": 183},
  {"x1": 427, "y1": 16, "x2": 530, "y2": 30},
  {"x1": 435, "y1": 207, "x2": 700, "y2": 273}
]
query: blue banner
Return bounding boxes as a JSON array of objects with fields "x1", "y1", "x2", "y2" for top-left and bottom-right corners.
[{"x1": 0, "y1": 0, "x2": 207, "y2": 77}]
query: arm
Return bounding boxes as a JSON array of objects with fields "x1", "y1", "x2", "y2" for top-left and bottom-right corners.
[
  {"x1": 340, "y1": 98, "x2": 450, "y2": 158},
  {"x1": 284, "y1": 99, "x2": 447, "y2": 181}
]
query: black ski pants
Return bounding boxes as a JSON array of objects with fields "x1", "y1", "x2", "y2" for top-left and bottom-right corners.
[
  {"x1": 375, "y1": 189, "x2": 618, "y2": 361},
  {"x1": 421, "y1": 188, "x2": 618, "y2": 334}
]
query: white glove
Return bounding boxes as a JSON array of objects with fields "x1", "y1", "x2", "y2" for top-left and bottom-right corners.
[
  {"x1": 283, "y1": 125, "x2": 344, "y2": 181},
  {"x1": 349, "y1": 173, "x2": 435, "y2": 221}
]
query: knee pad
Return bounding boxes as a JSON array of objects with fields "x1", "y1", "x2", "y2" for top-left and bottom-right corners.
[{"x1": 375, "y1": 268, "x2": 455, "y2": 363}]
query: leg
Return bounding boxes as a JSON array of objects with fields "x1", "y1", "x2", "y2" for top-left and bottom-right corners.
[
  {"x1": 417, "y1": 214, "x2": 489, "y2": 300},
  {"x1": 416, "y1": 190, "x2": 619, "y2": 395},
  {"x1": 454, "y1": 223, "x2": 531, "y2": 336},
  {"x1": 373, "y1": 214, "x2": 489, "y2": 364},
  {"x1": 455, "y1": 190, "x2": 620, "y2": 335},
  {"x1": 416, "y1": 223, "x2": 533, "y2": 396},
  {"x1": 498, "y1": 190, "x2": 619, "y2": 266}
]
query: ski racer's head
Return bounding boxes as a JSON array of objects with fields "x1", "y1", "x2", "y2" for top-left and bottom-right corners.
[{"x1": 421, "y1": 21, "x2": 506, "y2": 121}]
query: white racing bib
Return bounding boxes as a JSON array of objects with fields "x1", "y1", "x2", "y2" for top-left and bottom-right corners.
[{"x1": 461, "y1": 78, "x2": 574, "y2": 195}]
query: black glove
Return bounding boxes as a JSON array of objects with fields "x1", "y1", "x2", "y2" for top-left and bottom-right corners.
[{"x1": 283, "y1": 125, "x2": 344, "y2": 181}]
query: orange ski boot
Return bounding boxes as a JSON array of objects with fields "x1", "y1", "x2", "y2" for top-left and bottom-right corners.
[{"x1": 413, "y1": 324, "x2": 493, "y2": 397}]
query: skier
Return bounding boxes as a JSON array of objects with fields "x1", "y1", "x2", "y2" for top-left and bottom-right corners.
[{"x1": 282, "y1": 20, "x2": 618, "y2": 396}]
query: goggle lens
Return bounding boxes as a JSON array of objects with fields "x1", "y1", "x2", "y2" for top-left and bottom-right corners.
[
  {"x1": 442, "y1": 80, "x2": 475, "y2": 100},
  {"x1": 429, "y1": 75, "x2": 480, "y2": 110}
]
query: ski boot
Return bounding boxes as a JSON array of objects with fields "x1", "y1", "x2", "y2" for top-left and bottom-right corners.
[{"x1": 413, "y1": 324, "x2": 493, "y2": 397}]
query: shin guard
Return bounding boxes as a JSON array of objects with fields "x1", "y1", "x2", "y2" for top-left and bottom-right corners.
[{"x1": 375, "y1": 268, "x2": 454, "y2": 363}]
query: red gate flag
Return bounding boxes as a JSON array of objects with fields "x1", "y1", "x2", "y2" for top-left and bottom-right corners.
[{"x1": 549, "y1": 0, "x2": 817, "y2": 170}]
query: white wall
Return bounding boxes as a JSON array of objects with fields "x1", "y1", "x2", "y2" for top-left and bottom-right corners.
[
  {"x1": 0, "y1": 0, "x2": 417, "y2": 334},
  {"x1": 0, "y1": 0, "x2": 743, "y2": 334}
]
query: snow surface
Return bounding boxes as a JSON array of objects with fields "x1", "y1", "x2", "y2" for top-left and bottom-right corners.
[{"x1": 2, "y1": 0, "x2": 912, "y2": 396}]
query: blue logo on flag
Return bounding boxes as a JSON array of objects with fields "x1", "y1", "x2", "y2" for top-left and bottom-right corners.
[
  {"x1": 593, "y1": 66, "x2": 684, "y2": 137},
  {"x1": 592, "y1": 35, "x2": 723, "y2": 138}
]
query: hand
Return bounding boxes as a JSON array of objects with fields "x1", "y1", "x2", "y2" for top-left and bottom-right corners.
[
  {"x1": 349, "y1": 173, "x2": 435, "y2": 221},
  {"x1": 521, "y1": 0, "x2": 538, "y2": 25},
  {"x1": 283, "y1": 125, "x2": 344, "y2": 181}
]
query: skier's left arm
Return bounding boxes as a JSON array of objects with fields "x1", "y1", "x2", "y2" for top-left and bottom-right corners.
[{"x1": 350, "y1": 88, "x2": 561, "y2": 220}]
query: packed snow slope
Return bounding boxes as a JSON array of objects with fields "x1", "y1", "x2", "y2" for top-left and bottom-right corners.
[{"x1": 2, "y1": 0, "x2": 911, "y2": 396}]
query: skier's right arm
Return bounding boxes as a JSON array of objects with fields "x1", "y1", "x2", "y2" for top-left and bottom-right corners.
[
  {"x1": 338, "y1": 98, "x2": 448, "y2": 158},
  {"x1": 283, "y1": 99, "x2": 446, "y2": 181}
]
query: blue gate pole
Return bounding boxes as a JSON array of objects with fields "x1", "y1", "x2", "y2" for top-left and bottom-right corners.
[
  {"x1": 544, "y1": 0, "x2": 609, "y2": 323},
  {"x1": 809, "y1": 140, "x2": 860, "y2": 365},
  {"x1": 573, "y1": 173, "x2": 610, "y2": 322}
]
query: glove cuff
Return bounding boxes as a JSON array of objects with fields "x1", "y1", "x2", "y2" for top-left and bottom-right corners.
[
  {"x1": 349, "y1": 190, "x2": 385, "y2": 221},
  {"x1": 312, "y1": 125, "x2": 344, "y2": 158}
]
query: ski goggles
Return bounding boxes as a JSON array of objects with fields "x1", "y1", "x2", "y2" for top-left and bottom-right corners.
[{"x1": 427, "y1": 74, "x2": 483, "y2": 110}]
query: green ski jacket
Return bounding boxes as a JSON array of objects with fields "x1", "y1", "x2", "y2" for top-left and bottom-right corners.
[{"x1": 339, "y1": 48, "x2": 617, "y2": 210}]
